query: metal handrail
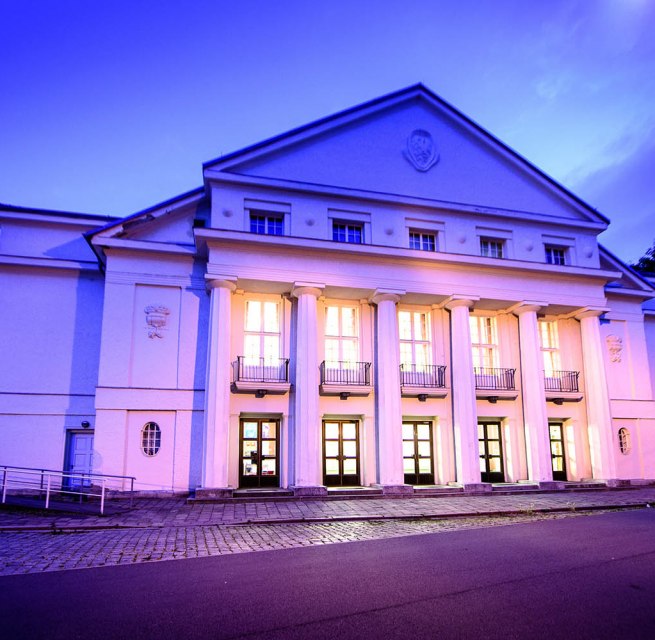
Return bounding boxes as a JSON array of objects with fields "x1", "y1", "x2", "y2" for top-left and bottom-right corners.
[
  {"x1": 320, "y1": 360, "x2": 371, "y2": 385},
  {"x1": 474, "y1": 367, "x2": 516, "y2": 390},
  {"x1": 400, "y1": 364, "x2": 447, "y2": 388},
  {"x1": 233, "y1": 356, "x2": 290, "y2": 383},
  {"x1": 0, "y1": 465, "x2": 136, "y2": 514},
  {"x1": 544, "y1": 370, "x2": 580, "y2": 392}
]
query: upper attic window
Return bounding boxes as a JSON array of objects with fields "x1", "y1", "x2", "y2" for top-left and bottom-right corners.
[
  {"x1": 409, "y1": 230, "x2": 437, "y2": 252},
  {"x1": 250, "y1": 211, "x2": 284, "y2": 236},
  {"x1": 480, "y1": 238, "x2": 504, "y2": 259},
  {"x1": 333, "y1": 221, "x2": 363, "y2": 244},
  {"x1": 545, "y1": 245, "x2": 567, "y2": 266}
]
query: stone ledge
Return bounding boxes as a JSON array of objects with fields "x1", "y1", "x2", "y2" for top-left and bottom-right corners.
[
  {"x1": 194, "y1": 487, "x2": 234, "y2": 499},
  {"x1": 371, "y1": 484, "x2": 415, "y2": 496},
  {"x1": 290, "y1": 485, "x2": 328, "y2": 497}
]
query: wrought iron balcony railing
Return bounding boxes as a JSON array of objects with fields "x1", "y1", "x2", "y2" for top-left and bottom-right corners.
[
  {"x1": 233, "y1": 357, "x2": 290, "y2": 383},
  {"x1": 474, "y1": 367, "x2": 516, "y2": 390},
  {"x1": 544, "y1": 370, "x2": 579, "y2": 393},
  {"x1": 400, "y1": 364, "x2": 447, "y2": 388},
  {"x1": 320, "y1": 361, "x2": 371, "y2": 386}
]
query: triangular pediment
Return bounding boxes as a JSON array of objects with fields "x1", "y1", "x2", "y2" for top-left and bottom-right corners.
[
  {"x1": 600, "y1": 246, "x2": 655, "y2": 296},
  {"x1": 205, "y1": 85, "x2": 606, "y2": 226}
]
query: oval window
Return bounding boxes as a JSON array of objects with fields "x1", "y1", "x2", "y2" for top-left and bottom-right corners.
[
  {"x1": 142, "y1": 422, "x2": 161, "y2": 457},
  {"x1": 618, "y1": 427, "x2": 631, "y2": 455}
]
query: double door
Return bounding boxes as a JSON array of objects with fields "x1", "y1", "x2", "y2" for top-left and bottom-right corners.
[
  {"x1": 402, "y1": 421, "x2": 435, "y2": 485},
  {"x1": 478, "y1": 421, "x2": 505, "y2": 483},
  {"x1": 323, "y1": 420, "x2": 360, "y2": 486},
  {"x1": 239, "y1": 419, "x2": 280, "y2": 488}
]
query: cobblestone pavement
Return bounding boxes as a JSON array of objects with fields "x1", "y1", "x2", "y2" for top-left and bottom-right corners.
[
  {"x1": 1, "y1": 488, "x2": 654, "y2": 576},
  {"x1": 1, "y1": 488, "x2": 654, "y2": 530},
  {"x1": 0, "y1": 511, "x2": 609, "y2": 576}
]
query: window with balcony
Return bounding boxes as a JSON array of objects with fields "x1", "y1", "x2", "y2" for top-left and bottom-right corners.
[
  {"x1": 545, "y1": 245, "x2": 567, "y2": 265},
  {"x1": 332, "y1": 221, "x2": 363, "y2": 244},
  {"x1": 322, "y1": 305, "x2": 369, "y2": 386},
  {"x1": 237, "y1": 300, "x2": 288, "y2": 383},
  {"x1": 480, "y1": 238, "x2": 504, "y2": 259},
  {"x1": 409, "y1": 230, "x2": 437, "y2": 252},
  {"x1": 249, "y1": 211, "x2": 284, "y2": 236},
  {"x1": 470, "y1": 316, "x2": 497, "y2": 369},
  {"x1": 398, "y1": 310, "x2": 443, "y2": 387},
  {"x1": 539, "y1": 320, "x2": 579, "y2": 393}
]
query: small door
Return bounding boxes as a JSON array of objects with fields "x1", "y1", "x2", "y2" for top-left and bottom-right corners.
[
  {"x1": 549, "y1": 422, "x2": 567, "y2": 481},
  {"x1": 323, "y1": 420, "x2": 360, "y2": 486},
  {"x1": 478, "y1": 421, "x2": 505, "y2": 483},
  {"x1": 239, "y1": 419, "x2": 280, "y2": 488},
  {"x1": 402, "y1": 421, "x2": 435, "y2": 485},
  {"x1": 66, "y1": 432, "x2": 94, "y2": 489}
]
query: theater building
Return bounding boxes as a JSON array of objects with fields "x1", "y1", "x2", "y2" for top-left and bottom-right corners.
[{"x1": 2, "y1": 84, "x2": 654, "y2": 495}]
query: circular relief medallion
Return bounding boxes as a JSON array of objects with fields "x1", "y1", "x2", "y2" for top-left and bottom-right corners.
[{"x1": 404, "y1": 129, "x2": 439, "y2": 172}]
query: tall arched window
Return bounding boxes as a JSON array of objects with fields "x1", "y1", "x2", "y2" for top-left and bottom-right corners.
[
  {"x1": 618, "y1": 428, "x2": 631, "y2": 455},
  {"x1": 142, "y1": 422, "x2": 161, "y2": 457}
]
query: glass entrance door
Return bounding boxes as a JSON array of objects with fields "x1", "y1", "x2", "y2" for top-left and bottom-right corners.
[
  {"x1": 402, "y1": 421, "x2": 435, "y2": 485},
  {"x1": 239, "y1": 419, "x2": 280, "y2": 488},
  {"x1": 478, "y1": 421, "x2": 505, "y2": 483},
  {"x1": 322, "y1": 420, "x2": 360, "y2": 486},
  {"x1": 549, "y1": 422, "x2": 567, "y2": 481}
]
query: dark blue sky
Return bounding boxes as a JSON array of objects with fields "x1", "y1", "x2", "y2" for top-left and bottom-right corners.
[{"x1": 1, "y1": 0, "x2": 654, "y2": 262}]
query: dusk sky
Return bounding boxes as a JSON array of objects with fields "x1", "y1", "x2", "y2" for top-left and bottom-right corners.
[{"x1": 1, "y1": 0, "x2": 654, "y2": 263}]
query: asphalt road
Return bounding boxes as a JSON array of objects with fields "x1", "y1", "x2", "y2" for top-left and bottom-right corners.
[{"x1": 2, "y1": 509, "x2": 654, "y2": 639}]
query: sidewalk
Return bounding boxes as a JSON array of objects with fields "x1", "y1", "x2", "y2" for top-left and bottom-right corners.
[{"x1": 2, "y1": 487, "x2": 654, "y2": 531}]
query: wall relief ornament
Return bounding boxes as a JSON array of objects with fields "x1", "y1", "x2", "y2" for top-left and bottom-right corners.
[
  {"x1": 606, "y1": 334, "x2": 623, "y2": 363},
  {"x1": 404, "y1": 129, "x2": 440, "y2": 172},
  {"x1": 144, "y1": 305, "x2": 170, "y2": 339}
]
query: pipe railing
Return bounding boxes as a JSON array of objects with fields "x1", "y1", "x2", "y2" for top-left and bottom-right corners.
[{"x1": 0, "y1": 465, "x2": 136, "y2": 515}]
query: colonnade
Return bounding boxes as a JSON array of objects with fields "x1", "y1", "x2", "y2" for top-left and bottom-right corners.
[{"x1": 201, "y1": 278, "x2": 616, "y2": 493}]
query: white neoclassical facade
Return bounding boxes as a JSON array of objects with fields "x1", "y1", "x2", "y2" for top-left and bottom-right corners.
[{"x1": 2, "y1": 84, "x2": 655, "y2": 496}]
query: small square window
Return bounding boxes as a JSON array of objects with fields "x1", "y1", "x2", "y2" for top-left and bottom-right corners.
[
  {"x1": 250, "y1": 211, "x2": 284, "y2": 236},
  {"x1": 545, "y1": 245, "x2": 566, "y2": 265},
  {"x1": 333, "y1": 221, "x2": 363, "y2": 244},
  {"x1": 480, "y1": 238, "x2": 504, "y2": 259},
  {"x1": 409, "y1": 231, "x2": 437, "y2": 252}
]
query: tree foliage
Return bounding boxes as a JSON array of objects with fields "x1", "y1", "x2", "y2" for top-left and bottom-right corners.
[{"x1": 631, "y1": 241, "x2": 655, "y2": 274}]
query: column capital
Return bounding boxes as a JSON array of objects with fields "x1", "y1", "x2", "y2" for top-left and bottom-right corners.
[
  {"x1": 291, "y1": 282, "x2": 324, "y2": 299},
  {"x1": 442, "y1": 295, "x2": 478, "y2": 311},
  {"x1": 369, "y1": 289, "x2": 404, "y2": 305},
  {"x1": 509, "y1": 301, "x2": 547, "y2": 316},
  {"x1": 205, "y1": 275, "x2": 237, "y2": 292},
  {"x1": 573, "y1": 306, "x2": 610, "y2": 321}
]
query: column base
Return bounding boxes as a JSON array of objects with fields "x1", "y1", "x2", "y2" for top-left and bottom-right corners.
[
  {"x1": 538, "y1": 481, "x2": 566, "y2": 491},
  {"x1": 371, "y1": 484, "x2": 414, "y2": 496},
  {"x1": 462, "y1": 483, "x2": 493, "y2": 493},
  {"x1": 194, "y1": 487, "x2": 234, "y2": 499},
  {"x1": 291, "y1": 485, "x2": 328, "y2": 497}
]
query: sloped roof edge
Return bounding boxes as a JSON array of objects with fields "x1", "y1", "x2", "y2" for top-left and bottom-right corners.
[
  {"x1": 203, "y1": 83, "x2": 609, "y2": 225},
  {"x1": 0, "y1": 201, "x2": 115, "y2": 223},
  {"x1": 600, "y1": 244, "x2": 655, "y2": 292},
  {"x1": 84, "y1": 186, "x2": 205, "y2": 239}
]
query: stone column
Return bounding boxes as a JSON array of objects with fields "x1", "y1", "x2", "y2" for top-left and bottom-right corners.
[
  {"x1": 576, "y1": 308, "x2": 616, "y2": 481},
  {"x1": 513, "y1": 302, "x2": 553, "y2": 485},
  {"x1": 291, "y1": 283, "x2": 326, "y2": 495},
  {"x1": 444, "y1": 296, "x2": 482, "y2": 488},
  {"x1": 201, "y1": 276, "x2": 237, "y2": 496},
  {"x1": 370, "y1": 290, "x2": 411, "y2": 494}
]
